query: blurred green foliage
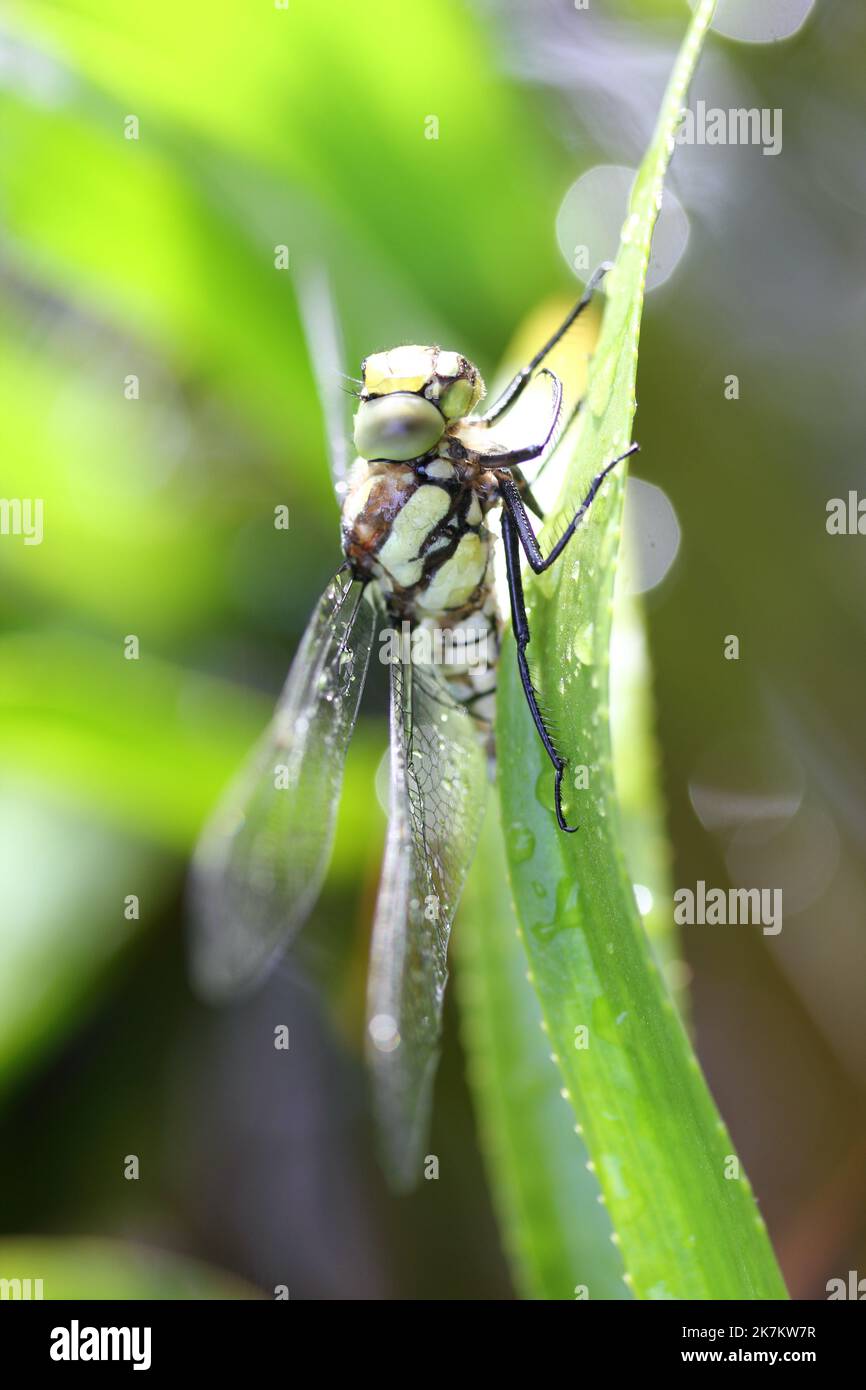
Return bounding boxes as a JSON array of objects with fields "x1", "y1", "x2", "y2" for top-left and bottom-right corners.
[
  {"x1": 0, "y1": 1237, "x2": 258, "y2": 1298},
  {"x1": 0, "y1": 0, "x2": 587, "y2": 1298},
  {"x1": 0, "y1": 0, "x2": 574, "y2": 1092},
  {"x1": 2, "y1": 0, "x2": 864, "y2": 1300}
]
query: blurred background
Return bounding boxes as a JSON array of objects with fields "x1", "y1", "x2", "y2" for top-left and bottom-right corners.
[{"x1": 1, "y1": 0, "x2": 864, "y2": 1300}]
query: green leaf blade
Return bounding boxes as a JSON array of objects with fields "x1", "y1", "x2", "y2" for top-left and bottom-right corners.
[
  {"x1": 458, "y1": 806, "x2": 631, "y2": 1302},
  {"x1": 497, "y1": 0, "x2": 788, "y2": 1299}
]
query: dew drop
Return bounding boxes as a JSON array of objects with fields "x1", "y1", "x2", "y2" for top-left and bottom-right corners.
[
  {"x1": 506, "y1": 822, "x2": 536, "y2": 864},
  {"x1": 573, "y1": 622, "x2": 595, "y2": 666}
]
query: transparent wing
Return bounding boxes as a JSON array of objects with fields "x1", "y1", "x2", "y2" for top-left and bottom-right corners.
[
  {"x1": 366, "y1": 655, "x2": 488, "y2": 1189},
  {"x1": 296, "y1": 265, "x2": 353, "y2": 500},
  {"x1": 189, "y1": 571, "x2": 377, "y2": 1001}
]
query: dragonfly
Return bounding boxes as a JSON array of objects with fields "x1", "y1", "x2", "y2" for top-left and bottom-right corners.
[{"x1": 189, "y1": 263, "x2": 637, "y2": 1189}]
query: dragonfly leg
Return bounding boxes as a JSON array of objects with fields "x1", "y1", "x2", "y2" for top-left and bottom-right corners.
[
  {"x1": 499, "y1": 444, "x2": 639, "y2": 575},
  {"x1": 509, "y1": 393, "x2": 587, "y2": 519},
  {"x1": 479, "y1": 263, "x2": 612, "y2": 426},
  {"x1": 500, "y1": 508, "x2": 577, "y2": 833},
  {"x1": 531, "y1": 396, "x2": 583, "y2": 488},
  {"x1": 510, "y1": 466, "x2": 544, "y2": 520},
  {"x1": 476, "y1": 367, "x2": 563, "y2": 470}
]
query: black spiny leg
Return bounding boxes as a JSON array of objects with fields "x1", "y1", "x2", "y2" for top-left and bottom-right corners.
[
  {"x1": 509, "y1": 395, "x2": 588, "y2": 519},
  {"x1": 501, "y1": 509, "x2": 577, "y2": 834},
  {"x1": 510, "y1": 466, "x2": 544, "y2": 519},
  {"x1": 500, "y1": 444, "x2": 639, "y2": 574},
  {"x1": 500, "y1": 442, "x2": 640, "y2": 832},
  {"x1": 480, "y1": 263, "x2": 612, "y2": 426},
  {"x1": 480, "y1": 367, "x2": 563, "y2": 472}
]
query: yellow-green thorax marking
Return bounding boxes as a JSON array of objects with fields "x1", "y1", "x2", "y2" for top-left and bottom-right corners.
[{"x1": 341, "y1": 345, "x2": 500, "y2": 623}]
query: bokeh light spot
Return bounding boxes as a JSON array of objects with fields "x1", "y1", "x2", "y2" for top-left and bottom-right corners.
[
  {"x1": 368, "y1": 1014, "x2": 400, "y2": 1052},
  {"x1": 620, "y1": 476, "x2": 682, "y2": 596},
  {"x1": 556, "y1": 165, "x2": 689, "y2": 292},
  {"x1": 697, "y1": 0, "x2": 816, "y2": 44}
]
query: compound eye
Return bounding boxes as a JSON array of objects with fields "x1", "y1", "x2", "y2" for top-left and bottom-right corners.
[
  {"x1": 354, "y1": 393, "x2": 444, "y2": 461},
  {"x1": 439, "y1": 377, "x2": 476, "y2": 419}
]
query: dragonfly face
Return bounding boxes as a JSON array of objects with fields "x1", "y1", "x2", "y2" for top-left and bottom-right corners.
[
  {"x1": 352, "y1": 346, "x2": 483, "y2": 464},
  {"x1": 189, "y1": 263, "x2": 636, "y2": 1190},
  {"x1": 356, "y1": 344, "x2": 485, "y2": 451}
]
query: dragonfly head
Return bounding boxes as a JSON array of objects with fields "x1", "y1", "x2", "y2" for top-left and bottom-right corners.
[{"x1": 353, "y1": 345, "x2": 485, "y2": 462}]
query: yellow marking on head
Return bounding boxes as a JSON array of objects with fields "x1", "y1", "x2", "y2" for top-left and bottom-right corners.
[
  {"x1": 361, "y1": 345, "x2": 485, "y2": 419},
  {"x1": 363, "y1": 346, "x2": 437, "y2": 397}
]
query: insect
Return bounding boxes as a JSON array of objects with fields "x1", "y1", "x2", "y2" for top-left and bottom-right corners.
[{"x1": 189, "y1": 264, "x2": 637, "y2": 1188}]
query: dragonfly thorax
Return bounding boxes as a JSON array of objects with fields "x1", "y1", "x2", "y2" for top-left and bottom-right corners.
[
  {"x1": 344, "y1": 344, "x2": 497, "y2": 624},
  {"x1": 340, "y1": 452, "x2": 498, "y2": 624}
]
